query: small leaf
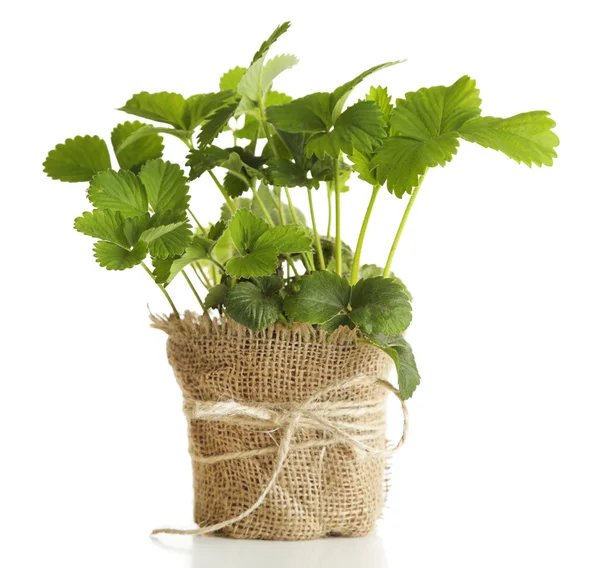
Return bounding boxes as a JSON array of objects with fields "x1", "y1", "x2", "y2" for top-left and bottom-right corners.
[
  {"x1": 350, "y1": 277, "x2": 412, "y2": 335},
  {"x1": 359, "y1": 264, "x2": 412, "y2": 301},
  {"x1": 93, "y1": 241, "x2": 147, "y2": 270},
  {"x1": 43, "y1": 135, "x2": 111, "y2": 182},
  {"x1": 160, "y1": 236, "x2": 213, "y2": 284},
  {"x1": 87, "y1": 170, "x2": 148, "y2": 217},
  {"x1": 330, "y1": 61, "x2": 401, "y2": 122},
  {"x1": 366, "y1": 86, "x2": 393, "y2": 123},
  {"x1": 197, "y1": 101, "x2": 239, "y2": 147},
  {"x1": 228, "y1": 209, "x2": 270, "y2": 253},
  {"x1": 251, "y1": 21, "x2": 291, "y2": 64},
  {"x1": 114, "y1": 125, "x2": 191, "y2": 152},
  {"x1": 220, "y1": 67, "x2": 247, "y2": 92},
  {"x1": 75, "y1": 209, "x2": 152, "y2": 250},
  {"x1": 205, "y1": 283, "x2": 230, "y2": 308},
  {"x1": 284, "y1": 270, "x2": 351, "y2": 324},
  {"x1": 111, "y1": 121, "x2": 163, "y2": 173},
  {"x1": 375, "y1": 336, "x2": 421, "y2": 400},
  {"x1": 138, "y1": 159, "x2": 189, "y2": 213},
  {"x1": 186, "y1": 146, "x2": 231, "y2": 180},
  {"x1": 144, "y1": 211, "x2": 192, "y2": 259},
  {"x1": 225, "y1": 277, "x2": 283, "y2": 330},
  {"x1": 185, "y1": 91, "x2": 236, "y2": 130},
  {"x1": 119, "y1": 92, "x2": 187, "y2": 129}
]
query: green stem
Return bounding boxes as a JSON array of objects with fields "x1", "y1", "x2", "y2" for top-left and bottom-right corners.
[
  {"x1": 189, "y1": 210, "x2": 206, "y2": 232},
  {"x1": 197, "y1": 263, "x2": 213, "y2": 288},
  {"x1": 191, "y1": 263, "x2": 211, "y2": 289},
  {"x1": 207, "y1": 254, "x2": 226, "y2": 273},
  {"x1": 333, "y1": 159, "x2": 342, "y2": 276},
  {"x1": 209, "y1": 171, "x2": 236, "y2": 213},
  {"x1": 383, "y1": 172, "x2": 427, "y2": 277},
  {"x1": 141, "y1": 262, "x2": 179, "y2": 318},
  {"x1": 307, "y1": 187, "x2": 325, "y2": 270},
  {"x1": 182, "y1": 269, "x2": 205, "y2": 310},
  {"x1": 326, "y1": 183, "x2": 333, "y2": 239},
  {"x1": 284, "y1": 187, "x2": 314, "y2": 271},
  {"x1": 250, "y1": 185, "x2": 275, "y2": 226},
  {"x1": 351, "y1": 185, "x2": 380, "y2": 285}
]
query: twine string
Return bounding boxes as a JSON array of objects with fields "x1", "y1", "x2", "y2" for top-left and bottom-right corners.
[{"x1": 151, "y1": 374, "x2": 408, "y2": 537}]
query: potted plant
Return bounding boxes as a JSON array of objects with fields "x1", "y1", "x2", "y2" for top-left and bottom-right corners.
[{"x1": 43, "y1": 22, "x2": 558, "y2": 540}]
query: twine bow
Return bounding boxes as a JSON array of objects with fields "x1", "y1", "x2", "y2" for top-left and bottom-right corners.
[{"x1": 151, "y1": 374, "x2": 408, "y2": 537}]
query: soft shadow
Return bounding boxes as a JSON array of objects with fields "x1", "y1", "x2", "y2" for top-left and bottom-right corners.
[{"x1": 152, "y1": 531, "x2": 387, "y2": 568}]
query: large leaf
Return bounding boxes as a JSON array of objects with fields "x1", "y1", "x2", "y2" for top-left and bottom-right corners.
[
  {"x1": 458, "y1": 111, "x2": 559, "y2": 166},
  {"x1": 111, "y1": 121, "x2": 163, "y2": 173},
  {"x1": 93, "y1": 241, "x2": 147, "y2": 271},
  {"x1": 225, "y1": 277, "x2": 283, "y2": 330},
  {"x1": 239, "y1": 54, "x2": 298, "y2": 103},
  {"x1": 251, "y1": 21, "x2": 291, "y2": 64},
  {"x1": 205, "y1": 283, "x2": 230, "y2": 308},
  {"x1": 43, "y1": 135, "x2": 111, "y2": 182},
  {"x1": 138, "y1": 159, "x2": 189, "y2": 213},
  {"x1": 373, "y1": 75, "x2": 481, "y2": 196},
  {"x1": 87, "y1": 170, "x2": 148, "y2": 217},
  {"x1": 284, "y1": 271, "x2": 351, "y2": 324},
  {"x1": 330, "y1": 61, "x2": 401, "y2": 122},
  {"x1": 350, "y1": 277, "x2": 412, "y2": 334},
  {"x1": 119, "y1": 92, "x2": 187, "y2": 129}
]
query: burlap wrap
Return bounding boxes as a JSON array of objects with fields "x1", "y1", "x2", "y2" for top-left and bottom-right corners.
[{"x1": 152, "y1": 312, "x2": 394, "y2": 540}]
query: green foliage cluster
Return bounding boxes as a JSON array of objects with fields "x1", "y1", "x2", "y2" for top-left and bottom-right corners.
[{"x1": 43, "y1": 22, "x2": 558, "y2": 400}]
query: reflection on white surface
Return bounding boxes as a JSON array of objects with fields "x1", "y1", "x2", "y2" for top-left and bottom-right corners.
[{"x1": 152, "y1": 531, "x2": 387, "y2": 568}]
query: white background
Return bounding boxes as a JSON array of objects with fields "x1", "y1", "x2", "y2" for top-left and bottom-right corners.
[{"x1": 1, "y1": 1, "x2": 599, "y2": 566}]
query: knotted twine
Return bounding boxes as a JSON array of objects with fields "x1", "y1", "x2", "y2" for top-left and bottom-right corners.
[
  {"x1": 151, "y1": 313, "x2": 406, "y2": 540},
  {"x1": 151, "y1": 374, "x2": 408, "y2": 536}
]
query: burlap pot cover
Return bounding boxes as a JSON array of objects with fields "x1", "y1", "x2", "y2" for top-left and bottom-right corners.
[{"x1": 152, "y1": 312, "x2": 394, "y2": 540}]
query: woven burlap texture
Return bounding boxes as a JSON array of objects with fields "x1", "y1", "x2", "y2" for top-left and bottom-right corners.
[{"x1": 152, "y1": 312, "x2": 394, "y2": 540}]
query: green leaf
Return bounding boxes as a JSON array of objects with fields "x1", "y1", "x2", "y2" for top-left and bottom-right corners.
[
  {"x1": 74, "y1": 209, "x2": 149, "y2": 248},
  {"x1": 144, "y1": 211, "x2": 192, "y2": 259},
  {"x1": 238, "y1": 54, "x2": 298, "y2": 103},
  {"x1": 374, "y1": 135, "x2": 459, "y2": 196},
  {"x1": 186, "y1": 146, "x2": 231, "y2": 180},
  {"x1": 305, "y1": 100, "x2": 387, "y2": 159},
  {"x1": 359, "y1": 264, "x2": 412, "y2": 301},
  {"x1": 158, "y1": 235, "x2": 213, "y2": 284},
  {"x1": 138, "y1": 159, "x2": 189, "y2": 213},
  {"x1": 43, "y1": 135, "x2": 111, "y2": 182},
  {"x1": 114, "y1": 125, "x2": 192, "y2": 152},
  {"x1": 350, "y1": 151, "x2": 377, "y2": 185},
  {"x1": 350, "y1": 277, "x2": 412, "y2": 334},
  {"x1": 284, "y1": 271, "x2": 351, "y2": 324},
  {"x1": 119, "y1": 92, "x2": 187, "y2": 129},
  {"x1": 87, "y1": 170, "x2": 148, "y2": 217},
  {"x1": 93, "y1": 241, "x2": 147, "y2": 271},
  {"x1": 197, "y1": 101, "x2": 239, "y2": 147},
  {"x1": 111, "y1": 121, "x2": 163, "y2": 173},
  {"x1": 185, "y1": 91, "x2": 236, "y2": 130},
  {"x1": 236, "y1": 91, "x2": 292, "y2": 140},
  {"x1": 320, "y1": 314, "x2": 355, "y2": 332},
  {"x1": 223, "y1": 171, "x2": 249, "y2": 197},
  {"x1": 205, "y1": 283, "x2": 230, "y2": 308},
  {"x1": 228, "y1": 208, "x2": 270, "y2": 253},
  {"x1": 366, "y1": 86, "x2": 393, "y2": 123},
  {"x1": 458, "y1": 111, "x2": 559, "y2": 167},
  {"x1": 226, "y1": 248, "x2": 279, "y2": 278},
  {"x1": 267, "y1": 92, "x2": 333, "y2": 133},
  {"x1": 251, "y1": 21, "x2": 291, "y2": 64},
  {"x1": 374, "y1": 75, "x2": 481, "y2": 196},
  {"x1": 371, "y1": 335, "x2": 420, "y2": 400},
  {"x1": 255, "y1": 225, "x2": 312, "y2": 254},
  {"x1": 331, "y1": 61, "x2": 401, "y2": 122},
  {"x1": 220, "y1": 67, "x2": 247, "y2": 92},
  {"x1": 225, "y1": 277, "x2": 283, "y2": 330}
]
